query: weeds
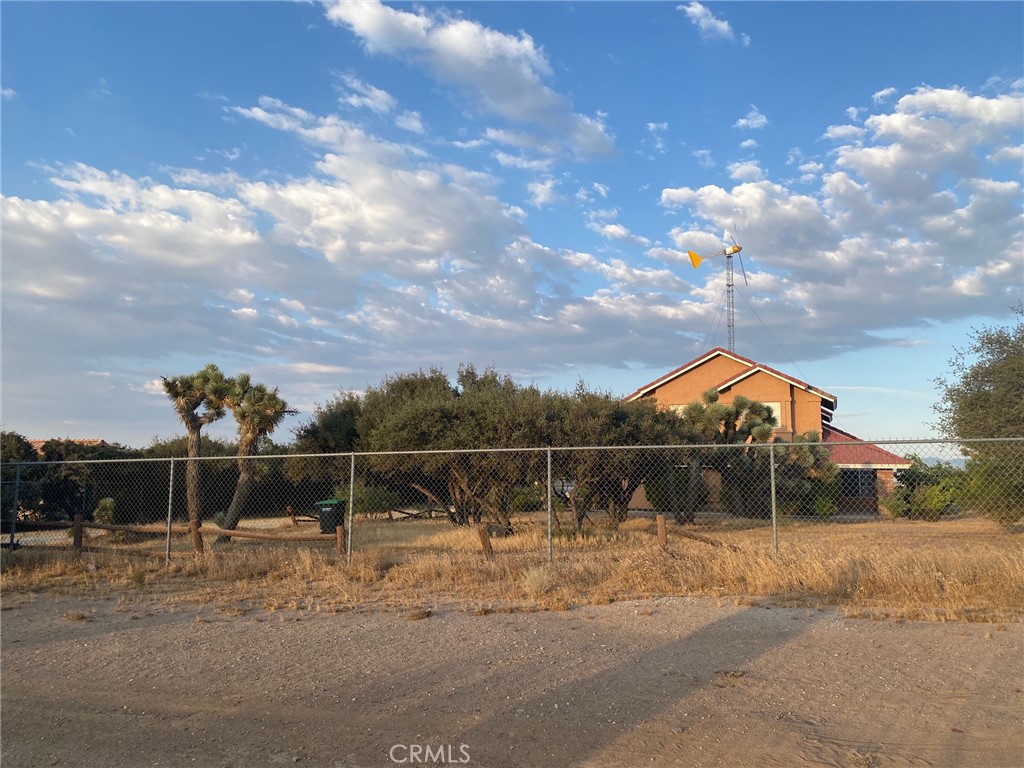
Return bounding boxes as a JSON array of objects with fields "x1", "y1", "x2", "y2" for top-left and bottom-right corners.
[{"x1": 2, "y1": 516, "x2": 1022, "y2": 622}]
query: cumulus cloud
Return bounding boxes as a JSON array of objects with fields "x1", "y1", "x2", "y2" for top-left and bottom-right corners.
[
  {"x1": 822, "y1": 124, "x2": 867, "y2": 142},
  {"x1": 528, "y1": 177, "x2": 560, "y2": 207},
  {"x1": 657, "y1": 84, "x2": 1023, "y2": 356},
  {"x1": 325, "y1": 0, "x2": 615, "y2": 158},
  {"x1": 678, "y1": 2, "x2": 747, "y2": 44},
  {"x1": 734, "y1": 105, "x2": 767, "y2": 130},
  {"x1": 728, "y1": 160, "x2": 764, "y2": 182},
  {"x1": 587, "y1": 221, "x2": 651, "y2": 247}
]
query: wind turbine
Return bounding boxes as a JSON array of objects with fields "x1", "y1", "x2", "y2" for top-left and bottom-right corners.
[{"x1": 687, "y1": 232, "x2": 748, "y2": 352}]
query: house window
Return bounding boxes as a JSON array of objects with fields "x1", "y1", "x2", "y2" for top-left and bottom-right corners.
[
  {"x1": 760, "y1": 402, "x2": 783, "y2": 427},
  {"x1": 840, "y1": 469, "x2": 877, "y2": 497}
]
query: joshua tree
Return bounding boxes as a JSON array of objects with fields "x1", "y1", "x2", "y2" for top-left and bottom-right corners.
[
  {"x1": 219, "y1": 374, "x2": 296, "y2": 535},
  {"x1": 162, "y1": 364, "x2": 230, "y2": 552}
]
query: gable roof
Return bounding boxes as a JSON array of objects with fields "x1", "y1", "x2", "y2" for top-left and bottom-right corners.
[
  {"x1": 823, "y1": 425, "x2": 912, "y2": 469},
  {"x1": 625, "y1": 347, "x2": 838, "y2": 413}
]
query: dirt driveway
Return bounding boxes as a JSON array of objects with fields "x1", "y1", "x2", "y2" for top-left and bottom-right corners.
[{"x1": 1, "y1": 594, "x2": 1021, "y2": 768}]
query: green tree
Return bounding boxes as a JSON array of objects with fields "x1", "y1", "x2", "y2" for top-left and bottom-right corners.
[
  {"x1": 219, "y1": 375, "x2": 296, "y2": 534},
  {"x1": 675, "y1": 390, "x2": 779, "y2": 519},
  {"x1": 933, "y1": 307, "x2": 1024, "y2": 440},
  {"x1": 933, "y1": 308, "x2": 1024, "y2": 523},
  {"x1": 551, "y1": 382, "x2": 692, "y2": 529},
  {"x1": 1, "y1": 432, "x2": 43, "y2": 522},
  {"x1": 356, "y1": 366, "x2": 554, "y2": 529},
  {"x1": 883, "y1": 454, "x2": 965, "y2": 520},
  {"x1": 284, "y1": 391, "x2": 362, "y2": 507},
  {"x1": 162, "y1": 364, "x2": 231, "y2": 552}
]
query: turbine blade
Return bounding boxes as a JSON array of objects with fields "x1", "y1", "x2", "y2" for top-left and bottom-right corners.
[
  {"x1": 738, "y1": 252, "x2": 749, "y2": 286},
  {"x1": 688, "y1": 250, "x2": 703, "y2": 269}
]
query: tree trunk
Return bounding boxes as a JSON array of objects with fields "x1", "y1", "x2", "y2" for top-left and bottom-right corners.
[
  {"x1": 185, "y1": 429, "x2": 204, "y2": 553},
  {"x1": 218, "y1": 456, "x2": 254, "y2": 540}
]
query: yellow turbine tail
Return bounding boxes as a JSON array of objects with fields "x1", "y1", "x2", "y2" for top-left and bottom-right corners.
[{"x1": 688, "y1": 250, "x2": 703, "y2": 269}]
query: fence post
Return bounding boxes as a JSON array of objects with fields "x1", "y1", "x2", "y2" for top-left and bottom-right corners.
[
  {"x1": 8, "y1": 464, "x2": 21, "y2": 549},
  {"x1": 347, "y1": 453, "x2": 356, "y2": 565},
  {"x1": 547, "y1": 448, "x2": 553, "y2": 564},
  {"x1": 73, "y1": 514, "x2": 83, "y2": 553},
  {"x1": 335, "y1": 525, "x2": 345, "y2": 559},
  {"x1": 769, "y1": 442, "x2": 779, "y2": 555},
  {"x1": 164, "y1": 459, "x2": 175, "y2": 567},
  {"x1": 656, "y1": 513, "x2": 667, "y2": 547}
]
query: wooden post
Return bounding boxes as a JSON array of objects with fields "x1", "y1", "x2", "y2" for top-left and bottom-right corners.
[
  {"x1": 288, "y1": 505, "x2": 297, "y2": 527},
  {"x1": 477, "y1": 526, "x2": 494, "y2": 561},
  {"x1": 335, "y1": 525, "x2": 345, "y2": 559},
  {"x1": 73, "y1": 514, "x2": 83, "y2": 553},
  {"x1": 656, "y1": 513, "x2": 667, "y2": 547}
]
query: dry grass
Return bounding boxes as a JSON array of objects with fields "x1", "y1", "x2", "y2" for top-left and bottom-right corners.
[{"x1": 2, "y1": 516, "x2": 1021, "y2": 622}]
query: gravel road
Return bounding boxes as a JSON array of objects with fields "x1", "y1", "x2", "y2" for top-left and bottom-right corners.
[{"x1": 2, "y1": 594, "x2": 1021, "y2": 767}]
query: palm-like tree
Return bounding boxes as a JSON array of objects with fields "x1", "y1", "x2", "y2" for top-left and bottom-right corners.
[
  {"x1": 162, "y1": 364, "x2": 230, "y2": 552},
  {"x1": 676, "y1": 390, "x2": 779, "y2": 520},
  {"x1": 219, "y1": 374, "x2": 296, "y2": 534}
]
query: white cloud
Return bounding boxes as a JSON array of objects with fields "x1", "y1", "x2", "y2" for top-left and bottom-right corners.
[
  {"x1": 692, "y1": 149, "x2": 714, "y2": 168},
  {"x1": 642, "y1": 121, "x2": 669, "y2": 156},
  {"x1": 228, "y1": 288, "x2": 255, "y2": 303},
  {"x1": 452, "y1": 138, "x2": 488, "y2": 150},
  {"x1": 395, "y1": 110, "x2": 425, "y2": 133},
  {"x1": 989, "y1": 144, "x2": 1023, "y2": 164},
  {"x1": 2, "y1": 87, "x2": 16, "y2": 100},
  {"x1": 872, "y1": 87, "x2": 897, "y2": 103},
  {"x1": 678, "y1": 2, "x2": 745, "y2": 44},
  {"x1": 727, "y1": 160, "x2": 764, "y2": 182},
  {"x1": 798, "y1": 161, "x2": 823, "y2": 183},
  {"x1": 338, "y1": 73, "x2": 397, "y2": 113},
  {"x1": 586, "y1": 221, "x2": 651, "y2": 247},
  {"x1": 739, "y1": 139, "x2": 758, "y2": 150},
  {"x1": 575, "y1": 182, "x2": 610, "y2": 203},
  {"x1": 129, "y1": 379, "x2": 167, "y2": 396},
  {"x1": 822, "y1": 124, "x2": 867, "y2": 142},
  {"x1": 325, "y1": 0, "x2": 614, "y2": 158},
  {"x1": 528, "y1": 177, "x2": 559, "y2": 207},
  {"x1": 734, "y1": 105, "x2": 767, "y2": 130},
  {"x1": 493, "y1": 151, "x2": 555, "y2": 172}
]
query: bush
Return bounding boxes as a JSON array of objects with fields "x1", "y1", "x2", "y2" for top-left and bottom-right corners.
[
  {"x1": 334, "y1": 480, "x2": 402, "y2": 518},
  {"x1": 93, "y1": 497, "x2": 117, "y2": 525}
]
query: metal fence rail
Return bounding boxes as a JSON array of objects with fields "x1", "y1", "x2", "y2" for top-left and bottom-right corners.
[{"x1": 3, "y1": 438, "x2": 1022, "y2": 561}]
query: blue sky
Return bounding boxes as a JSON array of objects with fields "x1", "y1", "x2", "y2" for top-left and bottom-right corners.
[{"x1": 2, "y1": 1, "x2": 1022, "y2": 449}]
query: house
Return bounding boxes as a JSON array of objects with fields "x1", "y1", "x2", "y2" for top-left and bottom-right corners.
[{"x1": 625, "y1": 347, "x2": 911, "y2": 515}]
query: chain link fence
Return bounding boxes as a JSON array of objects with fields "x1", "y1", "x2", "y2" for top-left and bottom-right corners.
[{"x1": 2, "y1": 438, "x2": 1022, "y2": 561}]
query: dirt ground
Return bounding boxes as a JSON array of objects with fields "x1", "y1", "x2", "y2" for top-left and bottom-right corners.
[{"x1": 1, "y1": 593, "x2": 1021, "y2": 768}]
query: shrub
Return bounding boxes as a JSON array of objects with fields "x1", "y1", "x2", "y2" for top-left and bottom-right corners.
[
  {"x1": 93, "y1": 498, "x2": 117, "y2": 525},
  {"x1": 334, "y1": 480, "x2": 402, "y2": 518}
]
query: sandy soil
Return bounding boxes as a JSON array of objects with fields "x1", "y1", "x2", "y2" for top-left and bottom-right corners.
[{"x1": 1, "y1": 593, "x2": 1021, "y2": 768}]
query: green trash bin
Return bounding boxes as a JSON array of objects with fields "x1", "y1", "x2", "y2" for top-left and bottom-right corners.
[{"x1": 316, "y1": 499, "x2": 346, "y2": 534}]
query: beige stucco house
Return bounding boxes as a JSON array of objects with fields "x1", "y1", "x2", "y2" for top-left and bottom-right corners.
[{"x1": 625, "y1": 348, "x2": 911, "y2": 514}]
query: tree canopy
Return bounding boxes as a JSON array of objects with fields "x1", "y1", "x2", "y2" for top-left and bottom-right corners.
[{"x1": 933, "y1": 307, "x2": 1024, "y2": 439}]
